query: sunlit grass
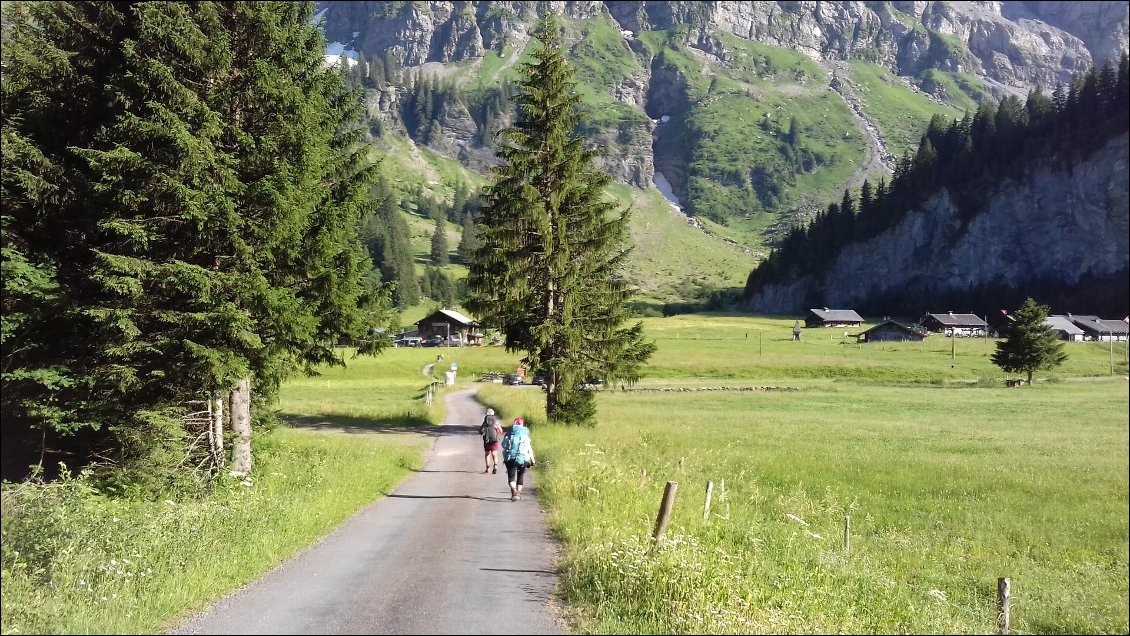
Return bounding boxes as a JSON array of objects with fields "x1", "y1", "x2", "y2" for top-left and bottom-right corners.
[
  {"x1": 474, "y1": 315, "x2": 1130, "y2": 634},
  {"x1": 480, "y1": 379, "x2": 1128, "y2": 633},
  {"x1": 0, "y1": 430, "x2": 428, "y2": 634}
]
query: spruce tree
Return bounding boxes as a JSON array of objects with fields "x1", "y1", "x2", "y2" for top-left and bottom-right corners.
[
  {"x1": 1, "y1": 1, "x2": 389, "y2": 485},
  {"x1": 370, "y1": 186, "x2": 420, "y2": 308},
  {"x1": 991, "y1": 297, "x2": 1068, "y2": 385},
  {"x1": 457, "y1": 212, "x2": 480, "y2": 263},
  {"x1": 467, "y1": 14, "x2": 655, "y2": 425},
  {"x1": 430, "y1": 218, "x2": 450, "y2": 266}
]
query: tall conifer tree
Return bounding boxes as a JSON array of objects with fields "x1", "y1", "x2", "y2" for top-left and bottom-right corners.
[
  {"x1": 1, "y1": 1, "x2": 389, "y2": 485},
  {"x1": 467, "y1": 14, "x2": 654, "y2": 425},
  {"x1": 991, "y1": 298, "x2": 1068, "y2": 385},
  {"x1": 430, "y1": 218, "x2": 450, "y2": 266}
]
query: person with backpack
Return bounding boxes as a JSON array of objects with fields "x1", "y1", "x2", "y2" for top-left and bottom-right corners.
[
  {"x1": 479, "y1": 408, "x2": 504, "y2": 474},
  {"x1": 501, "y1": 417, "x2": 536, "y2": 501}
]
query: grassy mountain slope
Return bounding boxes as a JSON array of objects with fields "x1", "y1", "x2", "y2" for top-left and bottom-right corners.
[{"x1": 352, "y1": 8, "x2": 984, "y2": 312}]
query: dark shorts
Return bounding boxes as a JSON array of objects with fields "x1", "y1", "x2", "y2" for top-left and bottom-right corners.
[
  {"x1": 484, "y1": 441, "x2": 500, "y2": 452},
  {"x1": 505, "y1": 459, "x2": 528, "y2": 485}
]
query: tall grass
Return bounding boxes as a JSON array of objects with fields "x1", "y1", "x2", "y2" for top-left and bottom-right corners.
[
  {"x1": 1, "y1": 430, "x2": 428, "y2": 634},
  {"x1": 477, "y1": 315, "x2": 1130, "y2": 634}
]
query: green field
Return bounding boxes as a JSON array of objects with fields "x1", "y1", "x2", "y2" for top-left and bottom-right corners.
[
  {"x1": 3, "y1": 315, "x2": 1126, "y2": 634},
  {"x1": 478, "y1": 315, "x2": 1130, "y2": 634}
]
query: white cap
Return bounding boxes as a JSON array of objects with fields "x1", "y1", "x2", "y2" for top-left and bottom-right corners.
[{"x1": 486, "y1": 408, "x2": 495, "y2": 415}]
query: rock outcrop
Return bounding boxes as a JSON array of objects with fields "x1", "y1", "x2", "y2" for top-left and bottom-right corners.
[
  {"x1": 322, "y1": 2, "x2": 1127, "y2": 96},
  {"x1": 319, "y1": 1, "x2": 1127, "y2": 184},
  {"x1": 744, "y1": 134, "x2": 1130, "y2": 314}
]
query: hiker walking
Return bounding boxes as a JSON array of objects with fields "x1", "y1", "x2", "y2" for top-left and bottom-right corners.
[
  {"x1": 792, "y1": 320, "x2": 802, "y2": 341},
  {"x1": 479, "y1": 408, "x2": 503, "y2": 474},
  {"x1": 501, "y1": 418, "x2": 535, "y2": 501}
]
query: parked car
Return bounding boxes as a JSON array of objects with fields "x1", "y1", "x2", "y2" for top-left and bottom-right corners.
[
  {"x1": 395, "y1": 336, "x2": 422, "y2": 347},
  {"x1": 532, "y1": 370, "x2": 546, "y2": 385},
  {"x1": 422, "y1": 336, "x2": 444, "y2": 347},
  {"x1": 503, "y1": 373, "x2": 524, "y2": 386}
]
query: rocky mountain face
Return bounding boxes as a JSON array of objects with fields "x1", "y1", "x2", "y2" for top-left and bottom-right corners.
[
  {"x1": 324, "y1": 2, "x2": 1127, "y2": 89},
  {"x1": 318, "y1": 1, "x2": 1127, "y2": 310},
  {"x1": 743, "y1": 133, "x2": 1130, "y2": 314},
  {"x1": 320, "y1": 1, "x2": 1127, "y2": 187}
]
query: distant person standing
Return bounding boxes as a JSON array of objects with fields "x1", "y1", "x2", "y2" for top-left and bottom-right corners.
[
  {"x1": 479, "y1": 408, "x2": 503, "y2": 474},
  {"x1": 501, "y1": 418, "x2": 536, "y2": 501},
  {"x1": 793, "y1": 320, "x2": 802, "y2": 341}
]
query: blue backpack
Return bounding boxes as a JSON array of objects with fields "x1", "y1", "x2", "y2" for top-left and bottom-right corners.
[{"x1": 502, "y1": 428, "x2": 532, "y2": 464}]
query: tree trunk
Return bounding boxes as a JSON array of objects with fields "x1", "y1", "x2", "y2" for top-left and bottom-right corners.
[
  {"x1": 229, "y1": 377, "x2": 252, "y2": 476},
  {"x1": 546, "y1": 368, "x2": 557, "y2": 421},
  {"x1": 1026, "y1": 369, "x2": 1033, "y2": 386},
  {"x1": 209, "y1": 391, "x2": 225, "y2": 470}
]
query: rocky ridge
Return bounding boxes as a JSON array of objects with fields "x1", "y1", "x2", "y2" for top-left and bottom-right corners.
[
  {"x1": 321, "y1": 1, "x2": 1127, "y2": 187},
  {"x1": 743, "y1": 133, "x2": 1130, "y2": 314}
]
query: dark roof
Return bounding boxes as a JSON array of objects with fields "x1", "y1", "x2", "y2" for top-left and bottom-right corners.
[
  {"x1": 417, "y1": 308, "x2": 477, "y2": 327},
  {"x1": 807, "y1": 308, "x2": 863, "y2": 322},
  {"x1": 1066, "y1": 314, "x2": 1129, "y2": 334},
  {"x1": 925, "y1": 313, "x2": 987, "y2": 327},
  {"x1": 859, "y1": 320, "x2": 926, "y2": 337}
]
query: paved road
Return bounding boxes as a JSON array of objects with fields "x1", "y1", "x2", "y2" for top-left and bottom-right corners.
[{"x1": 170, "y1": 388, "x2": 566, "y2": 635}]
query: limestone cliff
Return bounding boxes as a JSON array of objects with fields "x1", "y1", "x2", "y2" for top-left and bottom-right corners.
[
  {"x1": 743, "y1": 134, "x2": 1130, "y2": 314},
  {"x1": 319, "y1": 1, "x2": 1127, "y2": 187},
  {"x1": 325, "y1": 2, "x2": 1126, "y2": 88}
]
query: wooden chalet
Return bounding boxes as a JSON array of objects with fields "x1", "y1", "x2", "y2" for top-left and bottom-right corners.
[
  {"x1": 1065, "y1": 314, "x2": 1129, "y2": 342},
  {"x1": 415, "y1": 308, "x2": 483, "y2": 346},
  {"x1": 805, "y1": 308, "x2": 863, "y2": 328},
  {"x1": 986, "y1": 310, "x2": 1016, "y2": 338},
  {"x1": 856, "y1": 320, "x2": 927, "y2": 343},
  {"x1": 919, "y1": 312, "x2": 987, "y2": 337}
]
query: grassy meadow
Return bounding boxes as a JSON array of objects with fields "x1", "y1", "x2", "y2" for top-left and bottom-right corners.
[
  {"x1": 2, "y1": 314, "x2": 1126, "y2": 634},
  {"x1": 481, "y1": 315, "x2": 1130, "y2": 634}
]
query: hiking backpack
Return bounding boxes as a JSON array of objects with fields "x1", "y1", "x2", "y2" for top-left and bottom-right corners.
[
  {"x1": 502, "y1": 431, "x2": 531, "y2": 464},
  {"x1": 481, "y1": 415, "x2": 500, "y2": 444}
]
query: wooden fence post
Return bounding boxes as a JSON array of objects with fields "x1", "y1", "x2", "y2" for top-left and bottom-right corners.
[
  {"x1": 844, "y1": 515, "x2": 851, "y2": 554},
  {"x1": 652, "y1": 481, "x2": 678, "y2": 544},
  {"x1": 997, "y1": 577, "x2": 1010, "y2": 635},
  {"x1": 703, "y1": 481, "x2": 714, "y2": 520}
]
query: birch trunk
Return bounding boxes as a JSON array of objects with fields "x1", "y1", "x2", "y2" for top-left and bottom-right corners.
[
  {"x1": 229, "y1": 377, "x2": 252, "y2": 476},
  {"x1": 209, "y1": 392, "x2": 225, "y2": 470}
]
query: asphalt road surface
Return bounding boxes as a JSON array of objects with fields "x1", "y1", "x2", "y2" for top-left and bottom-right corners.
[{"x1": 170, "y1": 388, "x2": 566, "y2": 635}]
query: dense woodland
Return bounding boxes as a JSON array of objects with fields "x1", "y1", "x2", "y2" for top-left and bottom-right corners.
[
  {"x1": 1, "y1": 2, "x2": 396, "y2": 487},
  {"x1": 744, "y1": 55, "x2": 1130, "y2": 316}
]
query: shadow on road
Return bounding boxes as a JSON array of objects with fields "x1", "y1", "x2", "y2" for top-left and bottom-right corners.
[
  {"x1": 283, "y1": 414, "x2": 434, "y2": 434},
  {"x1": 481, "y1": 567, "x2": 556, "y2": 575},
  {"x1": 385, "y1": 493, "x2": 512, "y2": 502}
]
